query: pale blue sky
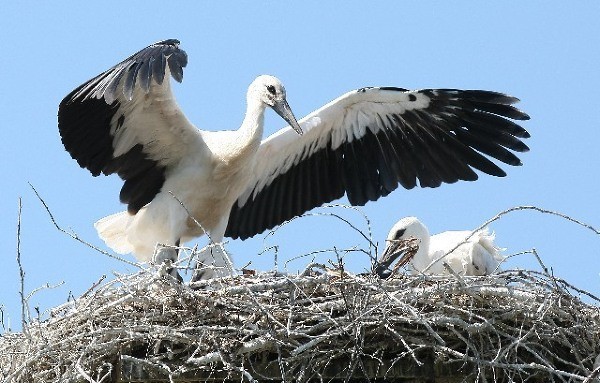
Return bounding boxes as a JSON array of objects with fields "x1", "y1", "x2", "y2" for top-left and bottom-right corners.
[{"x1": 1, "y1": 2, "x2": 599, "y2": 332}]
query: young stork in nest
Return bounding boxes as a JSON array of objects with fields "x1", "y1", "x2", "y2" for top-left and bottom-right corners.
[
  {"x1": 58, "y1": 39, "x2": 529, "y2": 280},
  {"x1": 381, "y1": 217, "x2": 504, "y2": 276}
]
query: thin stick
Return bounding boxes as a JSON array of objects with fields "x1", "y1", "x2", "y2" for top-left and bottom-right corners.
[
  {"x1": 583, "y1": 365, "x2": 600, "y2": 383},
  {"x1": 29, "y1": 183, "x2": 140, "y2": 268},
  {"x1": 16, "y1": 197, "x2": 28, "y2": 332},
  {"x1": 80, "y1": 275, "x2": 107, "y2": 298},
  {"x1": 167, "y1": 191, "x2": 211, "y2": 242},
  {"x1": 474, "y1": 205, "x2": 600, "y2": 235},
  {"x1": 265, "y1": 204, "x2": 378, "y2": 264}
]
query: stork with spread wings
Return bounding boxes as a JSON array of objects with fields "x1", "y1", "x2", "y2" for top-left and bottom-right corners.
[{"x1": 58, "y1": 39, "x2": 530, "y2": 279}]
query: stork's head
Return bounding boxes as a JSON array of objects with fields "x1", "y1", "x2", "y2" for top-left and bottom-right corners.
[
  {"x1": 382, "y1": 217, "x2": 429, "y2": 261},
  {"x1": 249, "y1": 75, "x2": 303, "y2": 135},
  {"x1": 374, "y1": 216, "x2": 429, "y2": 278},
  {"x1": 387, "y1": 217, "x2": 429, "y2": 242}
]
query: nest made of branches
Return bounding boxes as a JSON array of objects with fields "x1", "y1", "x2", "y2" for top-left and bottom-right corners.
[{"x1": 1, "y1": 264, "x2": 600, "y2": 383}]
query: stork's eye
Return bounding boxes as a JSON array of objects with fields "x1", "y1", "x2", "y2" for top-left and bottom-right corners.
[
  {"x1": 393, "y1": 228, "x2": 406, "y2": 240},
  {"x1": 267, "y1": 85, "x2": 276, "y2": 95}
]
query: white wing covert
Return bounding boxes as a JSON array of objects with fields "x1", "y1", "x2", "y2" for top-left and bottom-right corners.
[{"x1": 58, "y1": 39, "x2": 198, "y2": 214}]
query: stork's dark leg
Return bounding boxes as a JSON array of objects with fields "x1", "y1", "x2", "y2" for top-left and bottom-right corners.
[{"x1": 154, "y1": 239, "x2": 183, "y2": 282}]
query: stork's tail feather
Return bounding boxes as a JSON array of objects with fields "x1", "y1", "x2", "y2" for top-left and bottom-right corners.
[
  {"x1": 94, "y1": 212, "x2": 135, "y2": 255},
  {"x1": 475, "y1": 229, "x2": 505, "y2": 261}
]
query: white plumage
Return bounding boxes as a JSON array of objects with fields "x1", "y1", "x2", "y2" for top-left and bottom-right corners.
[
  {"x1": 58, "y1": 40, "x2": 529, "y2": 279},
  {"x1": 382, "y1": 217, "x2": 504, "y2": 276}
]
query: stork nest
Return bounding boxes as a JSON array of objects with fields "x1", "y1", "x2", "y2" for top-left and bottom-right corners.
[{"x1": 1, "y1": 264, "x2": 599, "y2": 383}]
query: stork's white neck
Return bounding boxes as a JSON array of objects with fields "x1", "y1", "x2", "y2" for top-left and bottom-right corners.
[
  {"x1": 238, "y1": 96, "x2": 267, "y2": 148},
  {"x1": 205, "y1": 96, "x2": 266, "y2": 168}
]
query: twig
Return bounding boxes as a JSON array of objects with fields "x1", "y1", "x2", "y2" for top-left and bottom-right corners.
[
  {"x1": 28, "y1": 183, "x2": 140, "y2": 268},
  {"x1": 265, "y1": 204, "x2": 378, "y2": 265},
  {"x1": 16, "y1": 197, "x2": 28, "y2": 333},
  {"x1": 0, "y1": 305, "x2": 5, "y2": 332},
  {"x1": 75, "y1": 356, "x2": 98, "y2": 383},
  {"x1": 258, "y1": 245, "x2": 280, "y2": 272},
  {"x1": 476, "y1": 205, "x2": 600, "y2": 235},
  {"x1": 167, "y1": 191, "x2": 211, "y2": 243},
  {"x1": 80, "y1": 275, "x2": 107, "y2": 298},
  {"x1": 583, "y1": 365, "x2": 600, "y2": 383}
]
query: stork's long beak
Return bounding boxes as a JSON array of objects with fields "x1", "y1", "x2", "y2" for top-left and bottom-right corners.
[
  {"x1": 273, "y1": 99, "x2": 303, "y2": 135},
  {"x1": 374, "y1": 238, "x2": 420, "y2": 278},
  {"x1": 381, "y1": 240, "x2": 403, "y2": 263}
]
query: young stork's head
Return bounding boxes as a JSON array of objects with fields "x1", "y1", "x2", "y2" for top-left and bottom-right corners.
[{"x1": 248, "y1": 75, "x2": 303, "y2": 135}]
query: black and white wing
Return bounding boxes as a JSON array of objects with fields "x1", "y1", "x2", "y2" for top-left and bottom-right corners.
[
  {"x1": 58, "y1": 39, "x2": 199, "y2": 214},
  {"x1": 226, "y1": 87, "x2": 530, "y2": 239}
]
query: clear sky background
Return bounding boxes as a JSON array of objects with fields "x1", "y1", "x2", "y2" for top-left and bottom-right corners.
[{"x1": 1, "y1": 2, "x2": 599, "y2": 333}]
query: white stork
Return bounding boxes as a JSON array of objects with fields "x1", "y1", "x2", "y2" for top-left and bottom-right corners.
[
  {"x1": 58, "y1": 39, "x2": 528, "y2": 280},
  {"x1": 382, "y1": 217, "x2": 504, "y2": 276}
]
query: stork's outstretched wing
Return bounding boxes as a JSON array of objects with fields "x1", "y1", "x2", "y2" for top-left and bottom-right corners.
[
  {"x1": 58, "y1": 39, "x2": 201, "y2": 214},
  {"x1": 226, "y1": 87, "x2": 530, "y2": 239}
]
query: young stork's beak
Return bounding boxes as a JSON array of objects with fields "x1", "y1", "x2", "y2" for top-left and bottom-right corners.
[{"x1": 272, "y1": 98, "x2": 303, "y2": 135}]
